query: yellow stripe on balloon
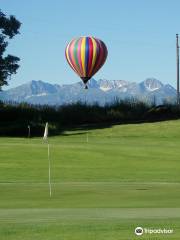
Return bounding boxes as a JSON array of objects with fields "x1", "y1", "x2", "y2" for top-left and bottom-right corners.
[
  {"x1": 89, "y1": 37, "x2": 97, "y2": 75},
  {"x1": 81, "y1": 37, "x2": 86, "y2": 76}
]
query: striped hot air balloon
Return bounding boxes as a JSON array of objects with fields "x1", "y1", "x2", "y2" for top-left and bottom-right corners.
[{"x1": 65, "y1": 36, "x2": 108, "y2": 88}]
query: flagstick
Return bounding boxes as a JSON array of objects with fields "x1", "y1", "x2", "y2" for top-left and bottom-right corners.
[
  {"x1": 43, "y1": 122, "x2": 52, "y2": 197},
  {"x1": 86, "y1": 131, "x2": 89, "y2": 143},
  {"x1": 48, "y1": 142, "x2": 52, "y2": 197}
]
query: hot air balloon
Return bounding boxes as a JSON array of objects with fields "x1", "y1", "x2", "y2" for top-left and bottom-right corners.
[{"x1": 65, "y1": 36, "x2": 108, "y2": 89}]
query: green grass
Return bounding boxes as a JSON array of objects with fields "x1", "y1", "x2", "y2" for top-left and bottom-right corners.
[{"x1": 0, "y1": 120, "x2": 180, "y2": 239}]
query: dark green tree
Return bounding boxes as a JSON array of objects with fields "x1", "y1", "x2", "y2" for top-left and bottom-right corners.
[{"x1": 0, "y1": 10, "x2": 21, "y2": 89}]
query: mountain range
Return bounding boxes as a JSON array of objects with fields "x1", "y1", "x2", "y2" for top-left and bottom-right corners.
[{"x1": 0, "y1": 78, "x2": 176, "y2": 106}]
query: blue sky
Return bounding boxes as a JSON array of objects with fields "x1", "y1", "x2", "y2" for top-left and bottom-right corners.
[{"x1": 1, "y1": 0, "x2": 180, "y2": 88}]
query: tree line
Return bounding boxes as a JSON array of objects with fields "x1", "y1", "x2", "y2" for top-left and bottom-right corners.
[{"x1": 0, "y1": 100, "x2": 180, "y2": 136}]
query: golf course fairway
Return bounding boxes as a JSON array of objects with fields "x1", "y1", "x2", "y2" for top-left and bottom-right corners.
[{"x1": 0, "y1": 120, "x2": 180, "y2": 239}]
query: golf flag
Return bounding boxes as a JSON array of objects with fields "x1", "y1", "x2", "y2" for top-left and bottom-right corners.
[{"x1": 43, "y1": 122, "x2": 48, "y2": 140}]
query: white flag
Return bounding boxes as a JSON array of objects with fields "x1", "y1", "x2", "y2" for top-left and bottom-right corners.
[{"x1": 43, "y1": 122, "x2": 48, "y2": 140}]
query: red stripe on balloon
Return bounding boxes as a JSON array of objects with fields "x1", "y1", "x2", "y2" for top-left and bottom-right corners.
[{"x1": 87, "y1": 37, "x2": 93, "y2": 77}]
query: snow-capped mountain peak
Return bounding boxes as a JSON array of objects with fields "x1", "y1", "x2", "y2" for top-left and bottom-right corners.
[
  {"x1": 98, "y1": 79, "x2": 129, "y2": 92},
  {"x1": 140, "y1": 78, "x2": 163, "y2": 92}
]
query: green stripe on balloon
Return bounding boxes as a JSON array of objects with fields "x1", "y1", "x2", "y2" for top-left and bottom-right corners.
[{"x1": 73, "y1": 38, "x2": 81, "y2": 75}]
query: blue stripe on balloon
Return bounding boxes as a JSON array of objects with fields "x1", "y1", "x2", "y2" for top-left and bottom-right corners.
[{"x1": 85, "y1": 37, "x2": 89, "y2": 75}]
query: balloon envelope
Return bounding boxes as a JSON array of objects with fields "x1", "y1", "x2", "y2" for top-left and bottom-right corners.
[{"x1": 65, "y1": 36, "x2": 108, "y2": 84}]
